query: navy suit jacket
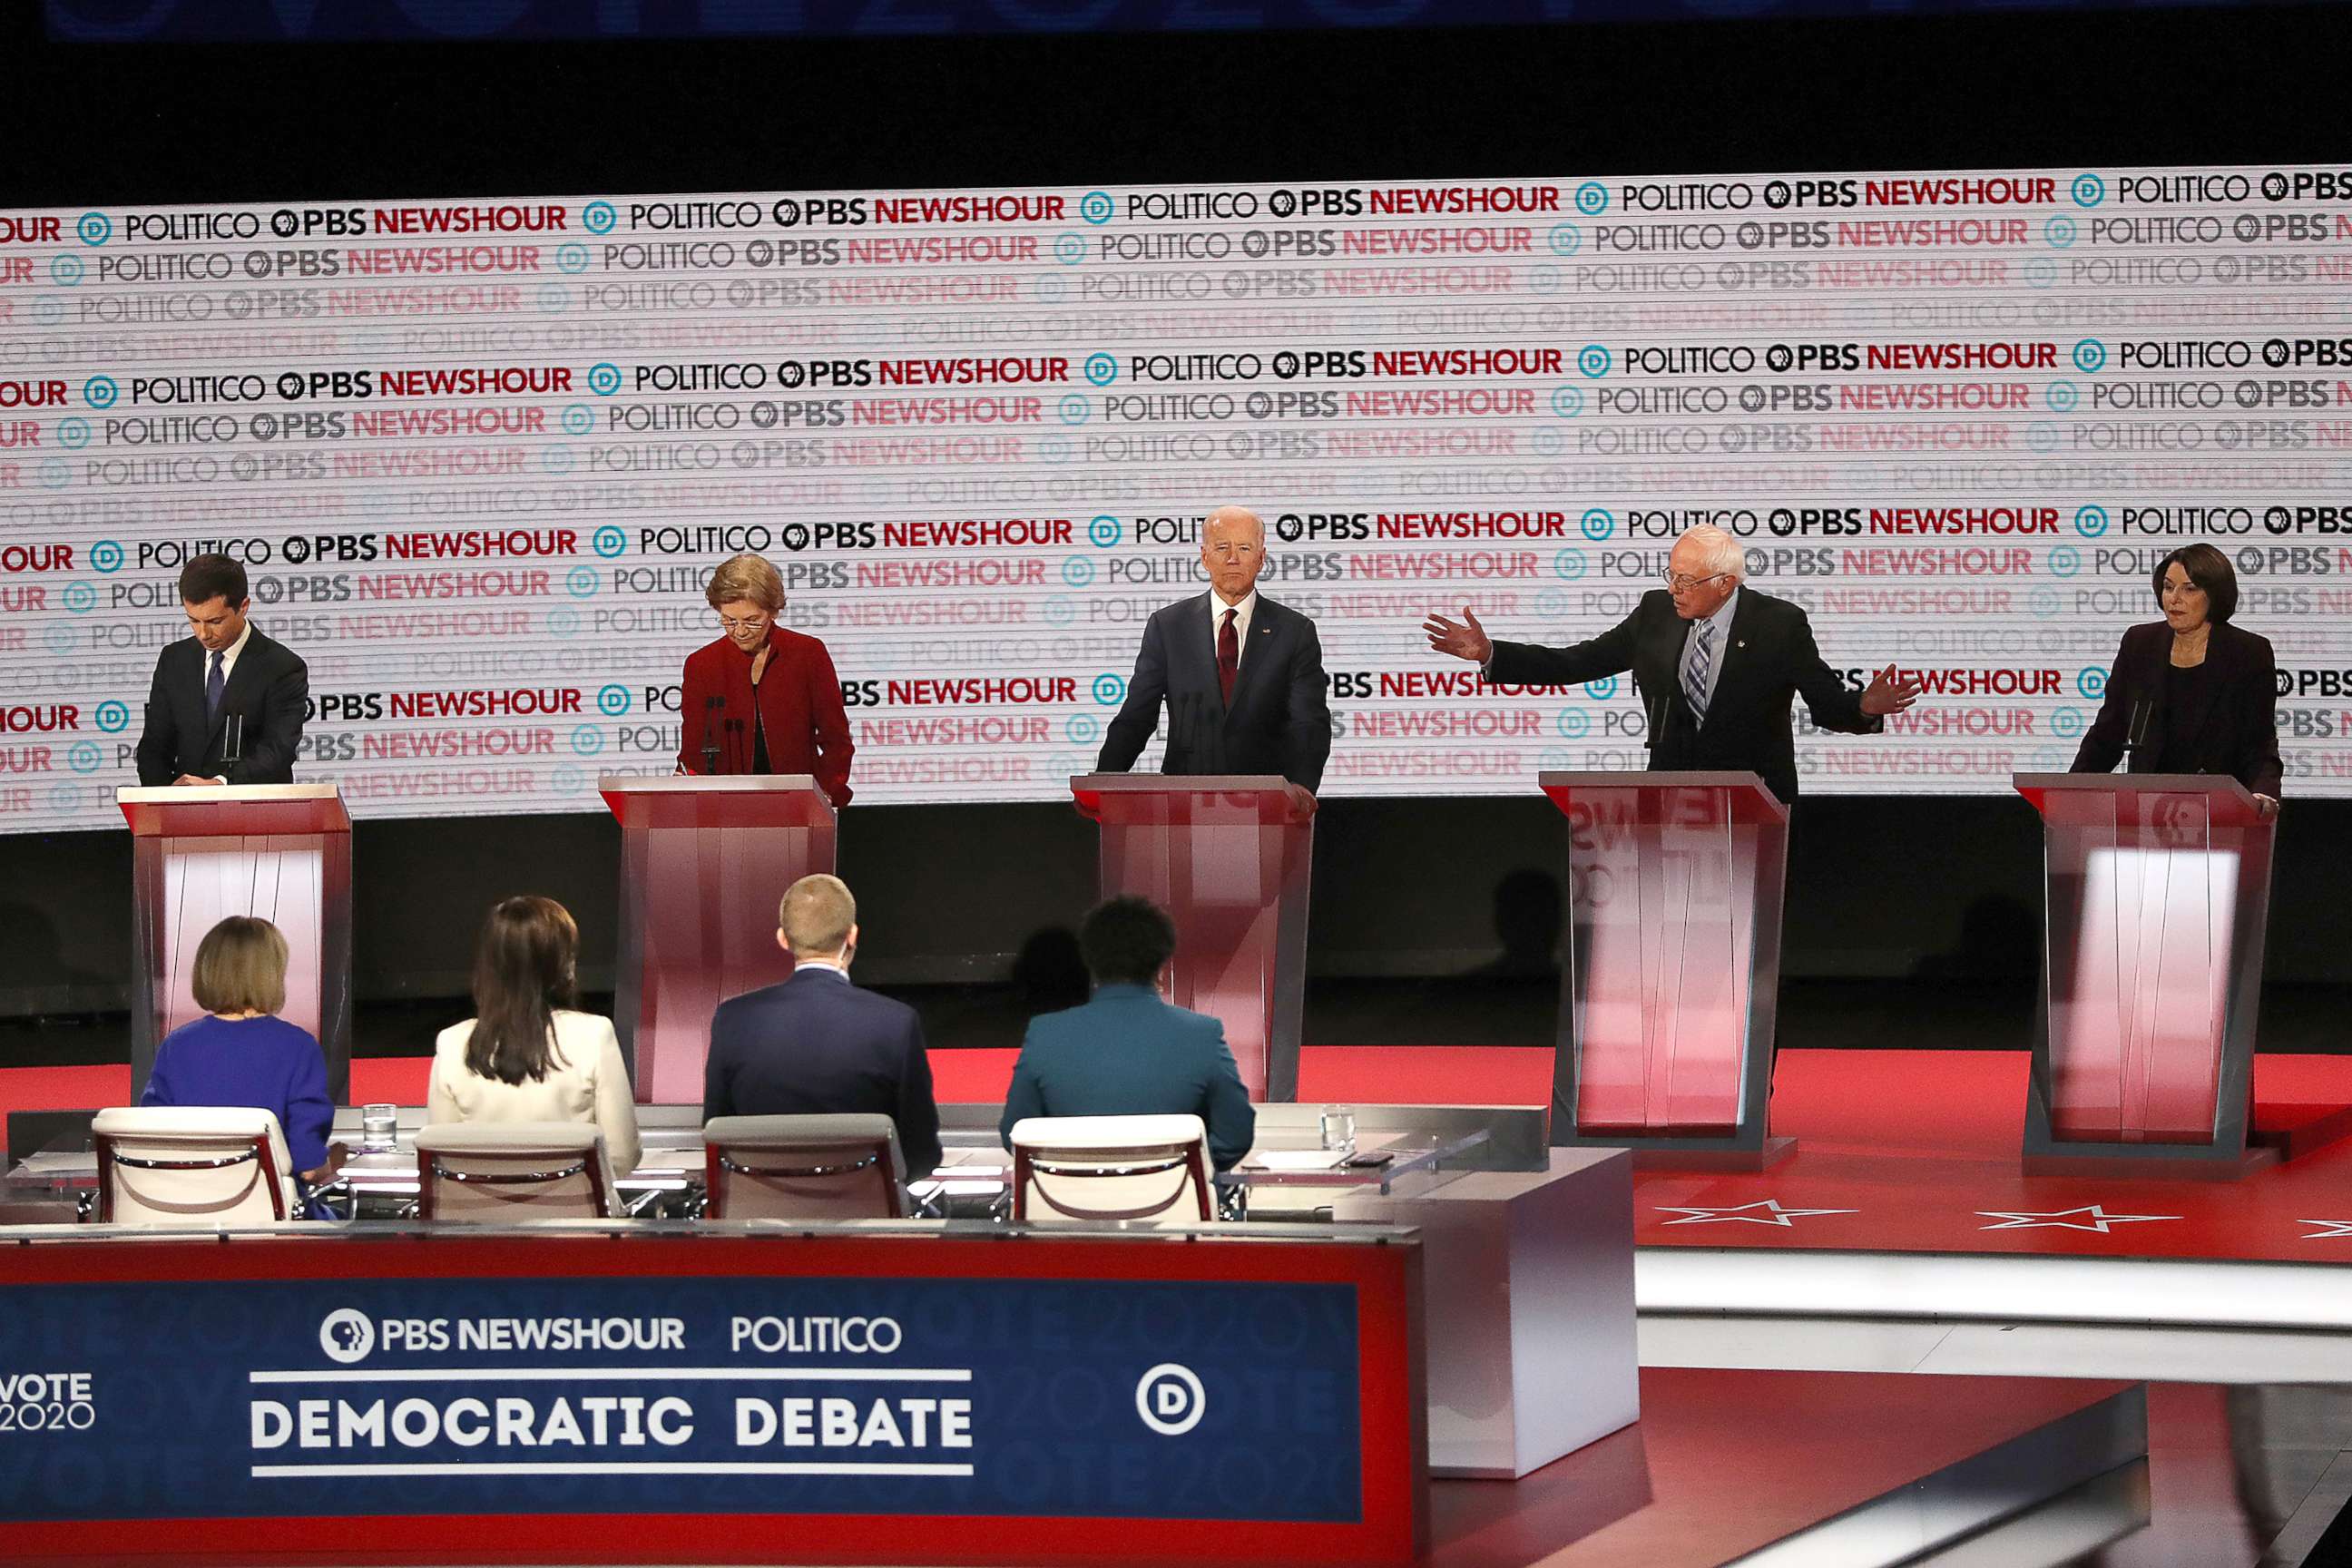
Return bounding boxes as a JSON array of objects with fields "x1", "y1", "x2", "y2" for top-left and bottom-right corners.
[
  {"x1": 1488, "y1": 587, "x2": 1877, "y2": 806},
  {"x1": 135, "y1": 626, "x2": 308, "y2": 786},
  {"x1": 704, "y1": 968, "x2": 942, "y2": 1179},
  {"x1": 999, "y1": 984, "x2": 1256, "y2": 1171},
  {"x1": 1096, "y1": 593, "x2": 1332, "y2": 792}
]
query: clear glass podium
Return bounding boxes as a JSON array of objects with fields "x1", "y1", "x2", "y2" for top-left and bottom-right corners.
[
  {"x1": 1538, "y1": 770, "x2": 1789, "y2": 1164},
  {"x1": 601, "y1": 775, "x2": 837, "y2": 1105},
  {"x1": 118, "y1": 783, "x2": 353, "y2": 1102},
  {"x1": 2015, "y1": 773, "x2": 2277, "y2": 1168},
  {"x1": 1071, "y1": 774, "x2": 1312, "y2": 1102}
]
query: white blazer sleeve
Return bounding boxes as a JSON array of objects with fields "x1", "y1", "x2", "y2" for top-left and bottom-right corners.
[
  {"x1": 590, "y1": 1020, "x2": 642, "y2": 1177},
  {"x1": 426, "y1": 1027, "x2": 462, "y2": 1126}
]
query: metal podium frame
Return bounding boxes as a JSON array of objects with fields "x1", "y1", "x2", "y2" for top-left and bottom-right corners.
[
  {"x1": 2015, "y1": 773, "x2": 2276, "y2": 1168},
  {"x1": 118, "y1": 784, "x2": 354, "y2": 1102},
  {"x1": 1071, "y1": 774, "x2": 1312, "y2": 1103},
  {"x1": 1538, "y1": 770, "x2": 1789, "y2": 1162},
  {"x1": 601, "y1": 775, "x2": 837, "y2": 1106}
]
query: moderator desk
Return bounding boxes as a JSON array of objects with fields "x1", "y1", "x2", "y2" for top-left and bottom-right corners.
[{"x1": 0, "y1": 1220, "x2": 1425, "y2": 1566}]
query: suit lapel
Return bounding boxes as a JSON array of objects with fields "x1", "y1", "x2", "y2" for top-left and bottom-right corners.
[{"x1": 1699, "y1": 593, "x2": 1762, "y2": 731}]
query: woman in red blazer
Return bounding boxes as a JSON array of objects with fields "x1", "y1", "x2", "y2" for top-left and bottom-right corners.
[{"x1": 675, "y1": 553, "x2": 854, "y2": 805}]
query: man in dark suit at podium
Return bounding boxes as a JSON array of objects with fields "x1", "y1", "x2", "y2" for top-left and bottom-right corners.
[
  {"x1": 1423, "y1": 524, "x2": 1922, "y2": 804},
  {"x1": 1095, "y1": 505, "x2": 1331, "y2": 821},
  {"x1": 704, "y1": 874, "x2": 942, "y2": 1180},
  {"x1": 1000, "y1": 896, "x2": 1255, "y2": 1171},
  {"x1": 135, "y1": 554, "x2": 308, "y2": 787}
]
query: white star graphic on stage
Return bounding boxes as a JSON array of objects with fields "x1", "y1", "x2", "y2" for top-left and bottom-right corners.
[
  {"x1": 1975, "y1": 1204, "x2": 2180, "y2": 1233},
  {"x1": 2297, "y1": 1220, "x2": 2352, "y2": 1240},
  {"x1": 1653, "y1": 1199, "x2": 1857, "y2": 1228}
]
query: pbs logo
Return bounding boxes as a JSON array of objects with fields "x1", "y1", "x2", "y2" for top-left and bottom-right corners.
[
  {"x1": 319, "y1": 1308, "x2": 375, "y2": 1365},
  {"x1": 1135, "y1": 1363, "x2": 1206, "y2": 1436}
]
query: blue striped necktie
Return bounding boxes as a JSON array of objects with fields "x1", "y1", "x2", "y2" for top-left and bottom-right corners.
[{"x1": 1681, "y1": 619, "x2": 1714, "y2": 725}]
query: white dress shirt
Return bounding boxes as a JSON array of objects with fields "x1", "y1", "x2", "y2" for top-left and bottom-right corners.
[
  {"x1": 199, "y1": 620, "x2": 255, "y2": 781},
  {"x1": 1209, "y1": 589, "x2": 1259, "y2": 673}
]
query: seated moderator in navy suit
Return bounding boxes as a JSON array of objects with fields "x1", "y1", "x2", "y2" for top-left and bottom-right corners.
[
  {"x1": 136, "y1": 554, "x2": 309, "y2": 787},
  {"x1": 1424, "y1": 524, "x2": 1922, "y2": 806},
  {"x1": 703, "y1": 874, "x2": 942, "y2": 1179},
  {"x1": 1095, "y1": 505, "x2": 1331, "y2": 821},
  {"x1": 1000, "y1": 896, "x2": 1256, "y2": 1171}
]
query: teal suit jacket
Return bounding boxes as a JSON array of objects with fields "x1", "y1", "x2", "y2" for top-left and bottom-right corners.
[{"x1": 999, "y1": 984, "x2": 1257, "y2": 1170}]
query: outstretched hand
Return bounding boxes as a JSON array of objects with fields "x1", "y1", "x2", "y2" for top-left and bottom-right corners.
[
  {"x1": 1859, "y1": 663, "x2": 1925, "y2": 717},
  {"x1": 1422, "y1": 605, "x2": 1493, "y2": 665}
]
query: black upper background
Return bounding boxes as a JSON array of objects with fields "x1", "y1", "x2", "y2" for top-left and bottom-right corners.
[{"x1": 4, "y1": 2, "x2": 2348, "y2": 1021}]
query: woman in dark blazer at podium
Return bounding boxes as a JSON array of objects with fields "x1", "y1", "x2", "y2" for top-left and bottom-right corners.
[
  {"x1": 673, "y1": 553, "x2": 854, "y2": 806},
  {"x1": 2071, "y1": 543, "x2": 2282, "y2": 817}
]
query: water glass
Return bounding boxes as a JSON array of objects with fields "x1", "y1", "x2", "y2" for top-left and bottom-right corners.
[
  {"x1": 1318, "y1": 1104, "x2": 1357, "y2": 1154},
  {"x1": 360, "y1": 1102, "x2": 398, "y2": 1152}
]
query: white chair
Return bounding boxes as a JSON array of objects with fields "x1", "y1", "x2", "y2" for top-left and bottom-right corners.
[
  {"x1": 1008, "y1": 1113, "x2": 1213, "y2": 1226},
  {"x1": 414, "y1": 1122, "x2": 616, "y2": 1222},
  {"x1": 92, "y1": 1106, "x2": 296, "y2": 1225},
  {"x1": 702, "y1": 1113, "x2": 907, "y2": 1220}
]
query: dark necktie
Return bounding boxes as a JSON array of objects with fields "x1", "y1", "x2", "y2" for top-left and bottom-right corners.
[
  {"x1": 206, "y1": 650, "x2": 226, "y2": 720},
  {"x1": 1217, "y1": 607, "x2": 1239, "y2": 705}
]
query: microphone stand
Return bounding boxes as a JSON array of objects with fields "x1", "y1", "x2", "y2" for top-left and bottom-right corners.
[
  {"x1": 2123, "y1": 699, "x2": 2155, "y2": 769},
  {"x1": 700, "y1": 695, "x2": 722, "y2": 776}
]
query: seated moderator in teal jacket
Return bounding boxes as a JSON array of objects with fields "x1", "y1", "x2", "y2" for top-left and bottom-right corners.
[{"x1": 998, "y1": 983, "x2": 1257, "y2": 1171}]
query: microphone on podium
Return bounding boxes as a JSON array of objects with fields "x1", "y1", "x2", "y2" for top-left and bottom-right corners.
[
  {"x1": 2125, "y1": 698, "x2": 2157, "y2": 761},
  {"x1": 700, "y1": 695, "x2": 723, "y2": 776}
]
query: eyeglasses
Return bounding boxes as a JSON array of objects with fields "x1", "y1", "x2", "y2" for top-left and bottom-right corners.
[
  {"x1": 1662, "y1": 571, "x2": 1733, "y2": 593},
  {"x1": 719, "y1": 613, "x2": 771, "y2": 632}
]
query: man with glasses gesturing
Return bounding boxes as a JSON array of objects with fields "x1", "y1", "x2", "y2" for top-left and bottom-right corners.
[{"x1": 1423, "y1": 524, "x2": 1920, "y2": 805}]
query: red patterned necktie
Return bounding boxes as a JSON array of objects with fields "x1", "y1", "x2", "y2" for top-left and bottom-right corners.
[{"x1": 1218, "y1": 607, "x2": 1239, "y2": 704}]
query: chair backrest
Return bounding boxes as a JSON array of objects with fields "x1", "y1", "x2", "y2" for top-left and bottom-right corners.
[
  {"x1": 1008, "y1": 1113, "x2": 1212, "y2": 1226},
  {"x1": 703, "y1": 1113, "x2": 906, "y2": 1220},
  {"x1": 414, "y1": 1122, "x2": 615, "y2": 1222},
  {"x1": 92, "y1": 1106, "x2": 294, "y2": 1226}
]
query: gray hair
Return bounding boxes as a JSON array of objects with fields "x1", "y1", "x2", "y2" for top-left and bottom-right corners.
[{"x1": 1678, "y1": 524, "x2": 1748, "y2": 581}]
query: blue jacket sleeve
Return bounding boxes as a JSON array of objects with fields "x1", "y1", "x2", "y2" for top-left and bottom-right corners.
[
  {"x1": 280, "y1": 1032, "x2": 334, "y2": 1175},
  {"x1": 1199, "y1": 1025, "x2": 1257, "y2": 1171},
  {"x1": 703, "y1": 1007, "x2": 735, "y2": 1122},
  {"x1": 140, "y1": 1039, "x2": 180, "y2": 1106},
  {"x1": 897, "y1": 1010, "x2": 943, "y2": 1181},
  {"x1": 999, "y1": 1029, "x2": 1047, "y2": 1150}
]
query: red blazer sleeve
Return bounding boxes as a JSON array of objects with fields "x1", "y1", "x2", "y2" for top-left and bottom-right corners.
[
  {"x1": 675, "y1": 643, "x2": 715, "y2": 774},
  {"x1": 806, "y1": 637, "x2": 854, "y2": 806}
]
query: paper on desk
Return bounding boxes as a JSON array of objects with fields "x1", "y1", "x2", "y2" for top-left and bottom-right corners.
[{"x1": 1250, "y1": 1150, "x2": 1351, "y2": 1171}]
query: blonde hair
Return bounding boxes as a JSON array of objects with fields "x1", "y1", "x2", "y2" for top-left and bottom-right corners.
[
  {"x1": 779, "y1": 874, "x2": 856, "y2": 956},
  {"x1": 191, "y1": 916, "x2": 289, "y2": 1015},
  {"x1": 704, "y1": 553, "x2": 786, "y2": 613}
]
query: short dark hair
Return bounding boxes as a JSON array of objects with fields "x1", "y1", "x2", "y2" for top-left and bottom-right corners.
[
  {"x1": 1078, "y1": 896, "x2": 1177, "y2": 987},
  {"x1": 179, "y1": 553, "x2": 248, "y2": 608},
  {"x1": 2153, "y1": 543, "x2": 2237, "y2": 624}
]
